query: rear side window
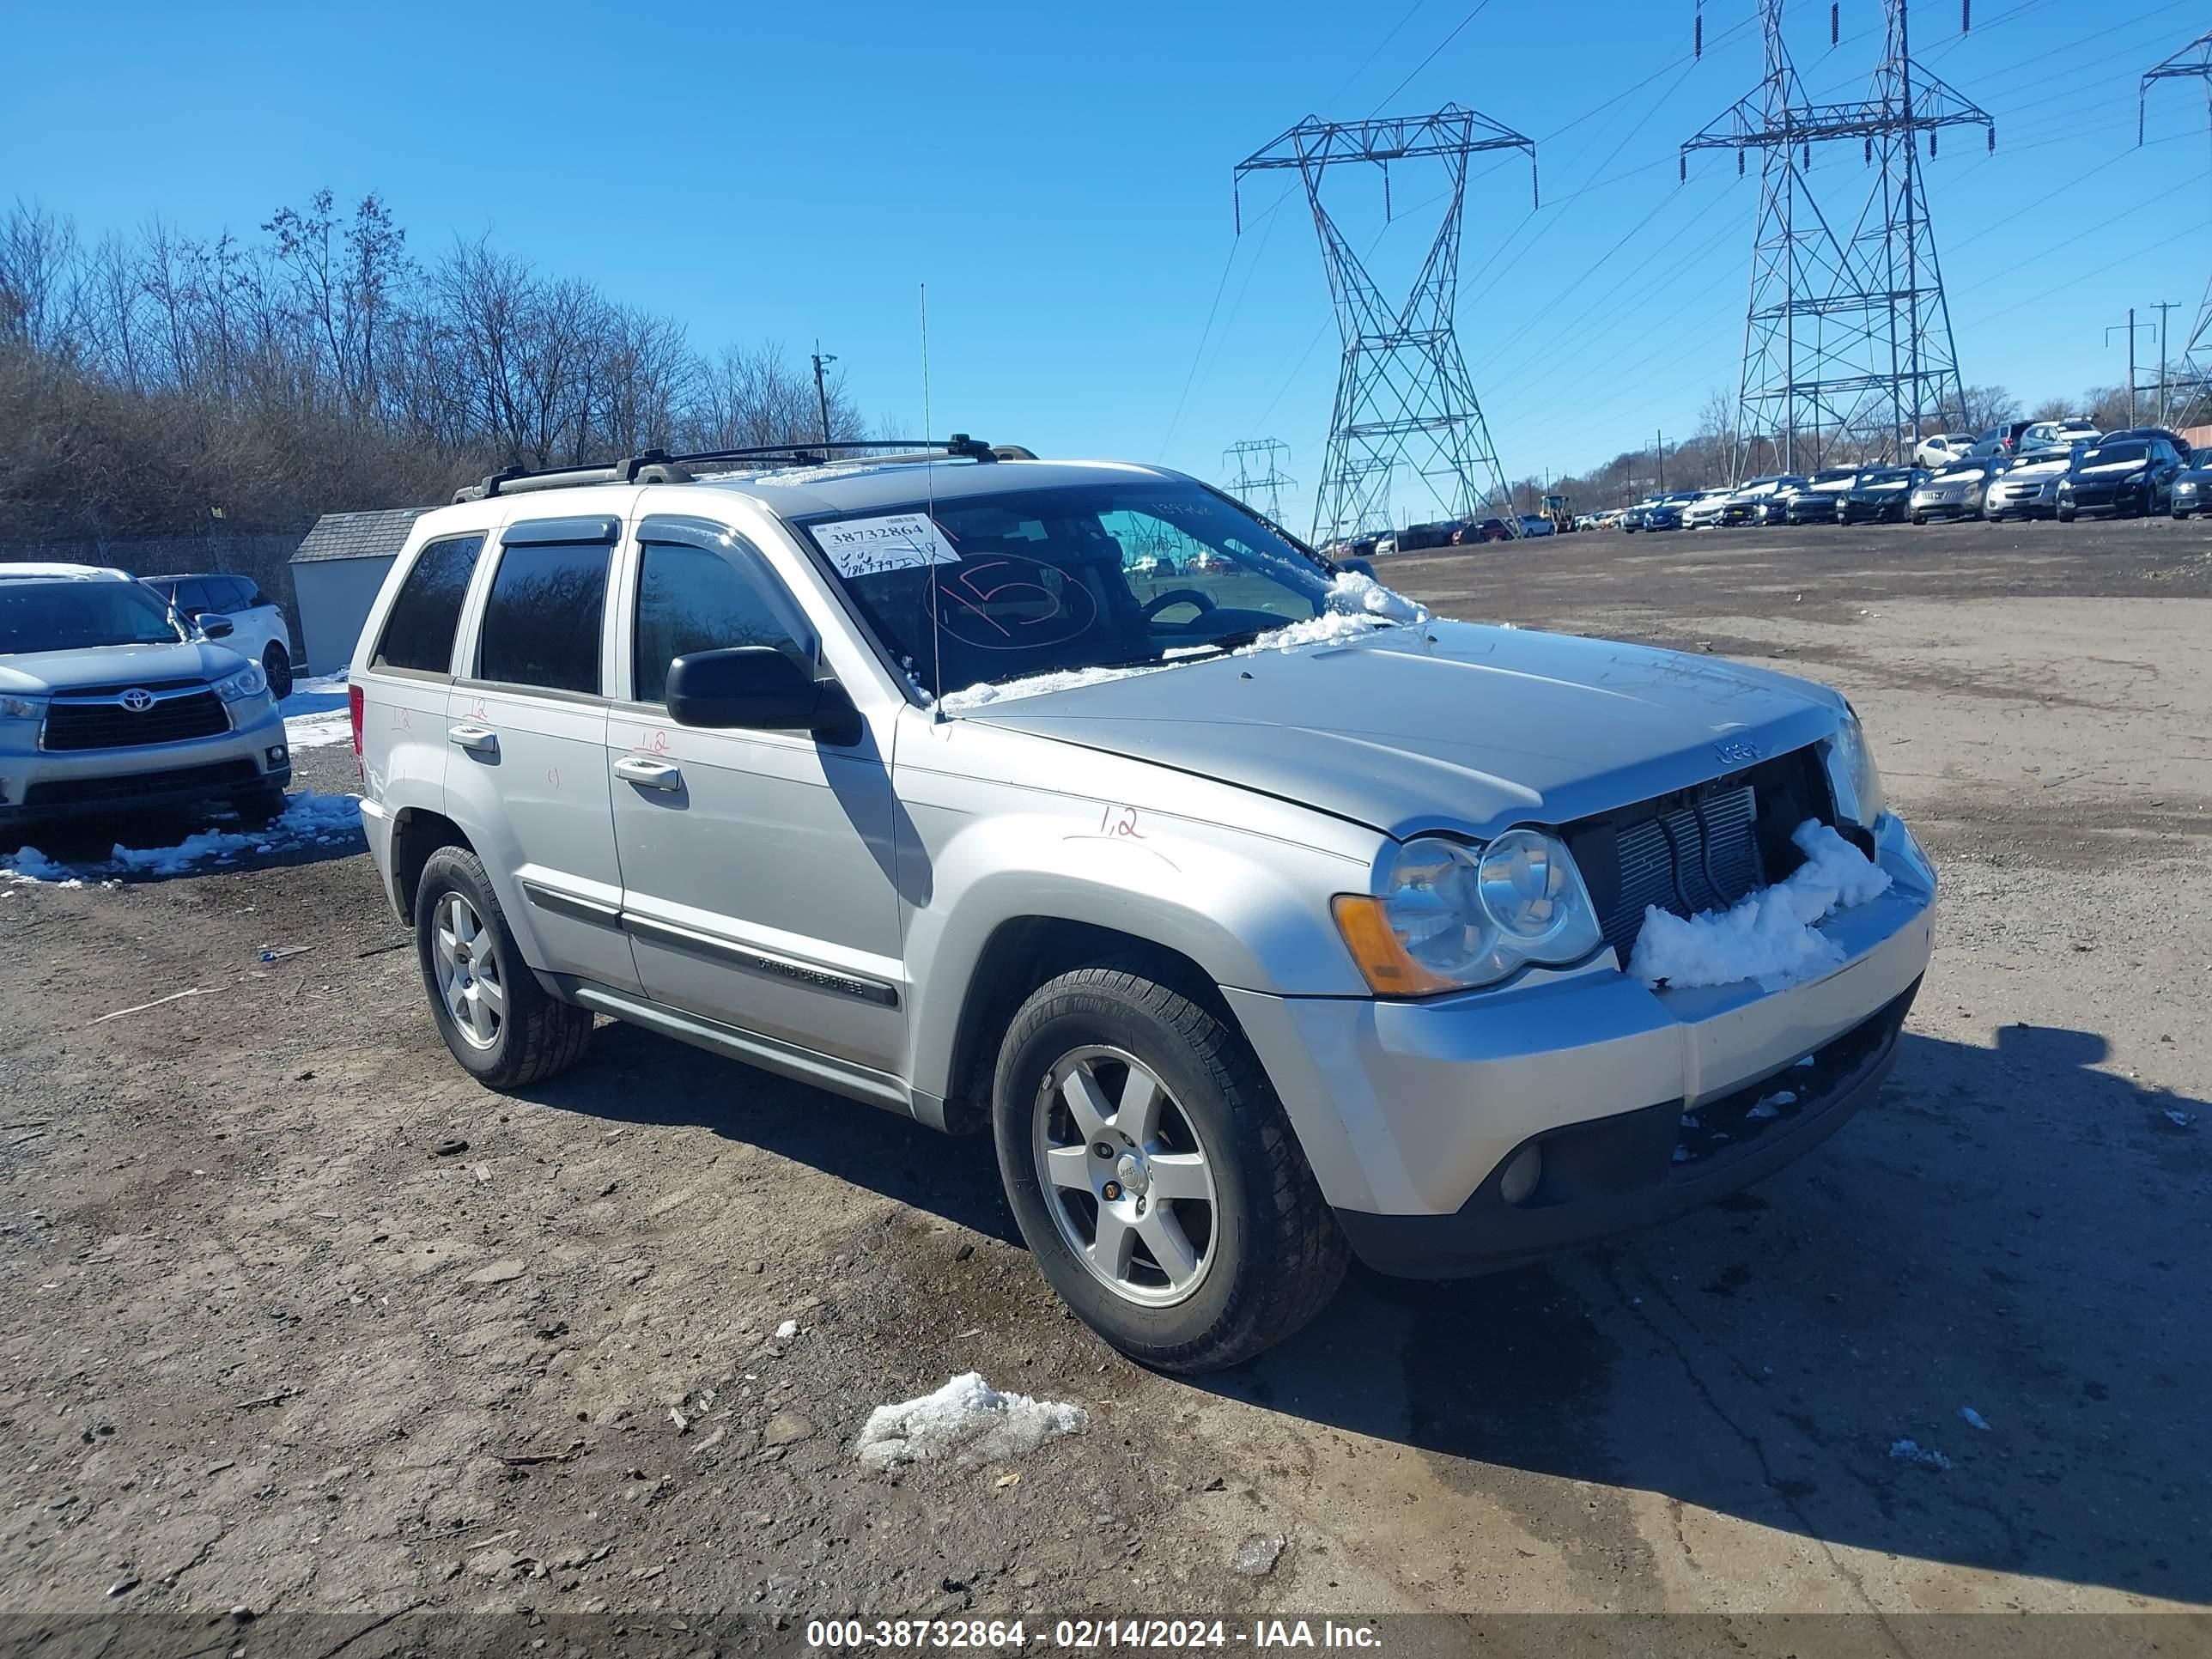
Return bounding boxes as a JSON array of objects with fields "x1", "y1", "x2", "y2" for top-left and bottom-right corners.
[
  {"x1": 477, "y1": 538, "x2": 611, "y2": 695},
  {"x1": 374, "y1": 534, "x2": 484, "y2": 674},
  {"x1": 633, "y1": 519, "x2": 816, "y2": 705}
]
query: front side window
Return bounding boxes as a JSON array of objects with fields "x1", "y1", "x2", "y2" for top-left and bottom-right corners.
[
  {"x1": 0, "y1": 579, "x2": 185, "y2": 655},
  {"x1": 802, "y1": 481, "x2": 1342, "y2": 699},
  {"x1": 632, "y1": 520, "x2": 817, "y2": 705},
  {"x1": 477, "y1": 539, "x2": 611, "y2": 694},
  {"x1": 374, "y1": 534, "x2": 484, "y2": 674}
]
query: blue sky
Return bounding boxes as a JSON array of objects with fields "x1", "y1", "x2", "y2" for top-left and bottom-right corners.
[{"x1": 5, "y1": 0, "x2": 2209, "y2": 528}]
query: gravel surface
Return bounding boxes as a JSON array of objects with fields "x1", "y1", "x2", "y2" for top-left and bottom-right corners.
[{"x1": 1, "y1": 516, "x2": 2204, "y2": 1629}]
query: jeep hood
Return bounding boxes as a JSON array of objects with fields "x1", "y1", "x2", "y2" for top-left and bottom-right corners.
[
  {"x1": 0, "y1": 638, "x2": 250, "y2": 696},
  {"x1": 957, "y1": 621, "x2": 1845, "y2": 840}
]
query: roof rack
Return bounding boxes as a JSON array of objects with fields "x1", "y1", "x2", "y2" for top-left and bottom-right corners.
[{"x1": 452, "y1": 434, "x2": 1033, "y2": 503}]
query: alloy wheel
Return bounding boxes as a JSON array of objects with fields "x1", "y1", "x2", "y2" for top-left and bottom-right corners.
[
  {"x1": 432, "y1": 891, "x2": 505, "y2": 1050},
  {"x1": 1032, "y1": 1046, "x2": 1218, "y2": 1308}
]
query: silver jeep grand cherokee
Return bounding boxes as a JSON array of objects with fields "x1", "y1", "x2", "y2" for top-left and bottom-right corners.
[{"x1": 353, "y1": 441, "x2": 1935, "y2": 1373}]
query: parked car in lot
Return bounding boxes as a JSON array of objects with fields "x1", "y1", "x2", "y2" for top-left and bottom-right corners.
[
  {"x1": 1515, "y1": 513, "x2": 1557, "y2": 538},
  {"x1": 1982, "y1": 448, "x2": 2075, "y2": 521},
  {"x1": 2055, "y1": 435, "x2": 2184, "y2": 521},
  {"x1": 1639, "y1": 498, "x2": 1687, "y2": 532},
  {"x1": 1720, "y1": 475, "x2": 1807, "y2": 526},
  {"x1": 2170, "y1": 462, "x2": 2212, "y2": 519},
  {"x1": 1912, "y1": 433, "x2": 1977, "y2": 469},
  {"x1": 1968, "y1": 421, "x2": 2038, "y2": 460},
  {"x1": 1620, "y1": 499, "x2": 1656, "y2": 532},
  {"x1": 0, "y1": 562, "x2": 289, "y2": 833},
  {"x1": 1835, "y1": 467, "x2": 1926, "y2": 524},
  {"x1": 1681, "y1": 489, "x2": 1734, "y2": 530},
  {"x1": 1909, "y1": 459, "x2": 1993, "y2": 524},
  {"x1": 351, "y1": 441, "x2": 1934, "y2": 1371},
  {"x1": 1451, "y1": 517, "x2": 1513, "y2": 544},
  {"x1": 1781, "y1": 469, "x2": 1863, "y2": 524},
  {"x1": 2096, "y1": 425, "x2": 2193, "y2": 463},
  {"x1": 2019, "y1": 419, "x2": 2100, "y2": 457},
  {"x1": 138, "y1": 572, "x2": 298, "y2": 700}
]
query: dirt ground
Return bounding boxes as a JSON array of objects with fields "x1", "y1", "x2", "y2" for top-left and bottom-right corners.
[{"x1": 2, "y1": 517, "x2": 2208, "y2": 1644}]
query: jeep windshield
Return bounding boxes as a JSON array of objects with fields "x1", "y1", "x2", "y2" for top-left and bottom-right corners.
[
  {"x1": 0, "y1": 579, "x2": 185, "y2": 655},
  {"x1": 800, "y1": 481, "x2": 1382, "y2": 701}
]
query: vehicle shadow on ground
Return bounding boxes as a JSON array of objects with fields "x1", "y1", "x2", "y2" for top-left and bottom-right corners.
[
  {"x1": 513, "y1": 1014, "x2": 2205, "y2": 1604},
  {"x1": 0, "y1": 796, "x2": 366, "y2": 883},
  {"x1": 517, "y1": 1019, "x2": 1023, "y2": 1248},
  {"x1": 1206, "y1": 1024, "x2": 2209, "y2": 1606}
]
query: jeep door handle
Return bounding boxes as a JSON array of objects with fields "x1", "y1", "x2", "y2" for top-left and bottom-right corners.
[
  {"x1": 447, "y1": 724, "x2": 499, "y2": 756},
  {"x1": 614, "y1": 756, "x2": 684, "y2": 792}
]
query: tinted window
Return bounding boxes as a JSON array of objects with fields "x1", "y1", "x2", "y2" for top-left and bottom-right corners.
[
  {"x1": 374, "y1": 534, "x2": 483, "y2": 674},
  {"x1": 2080, "y1": 441, "x2": 2148, "y2": 466},
  {"x1": 477, "y1": 538, "x2": 611, "y2": 693},
  {"x1": 634, "y1": 525, "x2": 815, "y2": 705}
]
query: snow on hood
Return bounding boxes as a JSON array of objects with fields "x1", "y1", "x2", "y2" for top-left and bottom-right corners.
[
  {"x1": 1626, "y1": 820, "x2": 1892, "y2": 991},
  {"x1": 934, "y1": 571, "x2": 1427, "y2": 714},
  {"x1": 957, "y1": 620, "x2": 1844, "y2": 840}
]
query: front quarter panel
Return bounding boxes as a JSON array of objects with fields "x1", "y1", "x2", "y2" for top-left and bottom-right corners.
[{"x1": 893, "y1": 711, "x2": 1380, "y2": 1101}]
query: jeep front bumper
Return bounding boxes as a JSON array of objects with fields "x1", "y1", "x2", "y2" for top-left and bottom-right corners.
[{"x1": 1224, "y1": 812, "x2": 1937, "y2": 1276}]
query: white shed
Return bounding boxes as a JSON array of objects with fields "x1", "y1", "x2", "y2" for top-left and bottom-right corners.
[{"x1": 288, "y1": 508, "x2": 428, "y2": 674}]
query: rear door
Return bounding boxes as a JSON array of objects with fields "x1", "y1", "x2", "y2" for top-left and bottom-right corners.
[
  {"x1": 445, "y1": 514, "x2": 640, "y2": 993},
  {"x1": 606, "y1": 513, "x2": 905, "y2": 1074},
  {"x1": 360, "y1": 532, "x2": 486, "y2": 813}
]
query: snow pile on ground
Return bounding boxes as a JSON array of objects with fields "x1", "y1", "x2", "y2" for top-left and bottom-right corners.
[
  {"x1": 282, "y1": 671, "x2": 354, "y2": 750},
  {"x1": 3, "y1": 792, "x2": 363, "y2": 885},
  {"x1": 1627, "y1": 820, "x2": 1891, "y2": 991},
  {"x1": 0, "y1": 846, "x2": 88, "y2": 889},
  {"x1": 1888, "y1": 1437, "x2": 1952, "y2": 1470},
  {"x1": 854, "y1": 1372, "x2": 1085, "y2": 1473}
]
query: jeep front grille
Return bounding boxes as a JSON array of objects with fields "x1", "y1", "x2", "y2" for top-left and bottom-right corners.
[{"x1": 1563, "y1": 745, "x2": 1835, "y2": 967}]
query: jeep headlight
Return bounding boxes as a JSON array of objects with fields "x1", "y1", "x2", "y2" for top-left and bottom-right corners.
[
  {"x1": 212, "y1": 663, "x2": 269, "y2": 703},
  {"x1": 1333, "y1": 828, "x2": 1604, "y2": 996},
  {"x1": 1823, "y1": 707, "x2": 1885, "y2": 829},
  {"x1": 0, "y1": 694, "x2": 46, "y2": 721}
]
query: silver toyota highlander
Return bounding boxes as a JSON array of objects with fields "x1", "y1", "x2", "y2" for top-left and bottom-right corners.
[
  {"x1": 2, "y1": 563, "x2": 291, "y2": 832},
  {"x1": 352, "y1": 441, "x2": 1936, "y2": 1373}
]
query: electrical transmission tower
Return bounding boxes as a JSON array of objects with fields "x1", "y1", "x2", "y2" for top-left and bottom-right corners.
[
  {"x1": 1236, "y1": 106, "x2": 1536, "y2": 547},
  {"x1": 2142, "y1": 31, "x2": 2212, "y2": 427},
  {"x1": 1223, "y1": 438, "x2": 1297, "y2": 523},
  {"x1": 1684, "y1": 1, "x2": 1991, "y2": 476}
]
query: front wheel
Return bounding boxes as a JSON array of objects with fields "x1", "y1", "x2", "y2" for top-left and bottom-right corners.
[
  {"x1": 413, "y1": 845, "x2": 593, "y2": 1089},
  {"x1": 991, "y1": 963, "x2": 1347, "y2": 1373},
  {"x1": 1911, "y1": 512, "x2": 1928, "y2": 526},
  {"x1": 2057, "y1": 507, "x2": 2077, "y2": 523},
  {"x1": 2174, "y1": 507, "x2": 2192, "y2": 520},
  {"x1": 262, "y1": 644, "x2": 294, "y2": 701}
]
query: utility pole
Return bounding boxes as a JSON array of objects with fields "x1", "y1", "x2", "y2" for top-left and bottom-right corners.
[
  {"x1": 1656, "y1": 429, "x2": 1666, "y2": 490},
  {"x1": 1685, "y1": 1, "x2": 1990, "y2": 475},
  {"x1": 1236, "y1": 103, "x2": 1538, "y2": 545},
  {"x1": 1222, "y1": 438, "x2": 1297, "y2": 524},
  {"x1": 810, "y1": 342, "x2": 838, "y2": 447},
  {"x1": 2106, "y1": 311, "x2": 2154, "y2": 427},
  {"x1": 2148, "y1": 299, "x2": 2182, "y2": 422},
  {"x1": 2142, "y1": 33, "x2": 2212, "y2": 425}
]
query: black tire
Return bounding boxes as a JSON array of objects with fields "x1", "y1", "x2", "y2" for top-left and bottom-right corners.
[
  {"x1": 2174, "y1": 507, "x2": 2191, "y2": 520},
  {"x1": 991, "y1": 962, "x2": 1347, "y2": 1374},
  {"x1": 1911, "y1": 512, "x2": 1927, "y2": 526},
  {"x1": 2057, "y1": 507, "x2": 2076, "y2": 523},
  {"x1": 262, "y1": 644, "x2": 294, "y2": 701},
  {"x1": 231, "y1": 785, "x2": 288, "y2": 830},
  {"x1": 413, "y1": 844, "x2": 592, "y2": 1089}
]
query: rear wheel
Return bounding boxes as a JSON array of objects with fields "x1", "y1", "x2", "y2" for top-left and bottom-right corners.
[
  {"x1": 262, "y1": 644, "x2": 294, "y2": 701},
  {"x1": 414, "y1": 845, "x2": 592, "y2": 1089},
  {"x1": 991, "y1": 962, "x2": 1346, "y2": 1374}
]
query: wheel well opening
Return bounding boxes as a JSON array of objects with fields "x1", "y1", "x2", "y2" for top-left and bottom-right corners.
[
  {"x1": 391, "y1": 810, "x2": 473, "y2": 921},
  {"x1": 944, "y1": 918, "x2": 1239, "y2": 1136}
]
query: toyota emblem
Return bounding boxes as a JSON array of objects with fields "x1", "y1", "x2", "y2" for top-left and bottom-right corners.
[{"x1": 120, "y1": 688, "x2": 156, "y2": 713}]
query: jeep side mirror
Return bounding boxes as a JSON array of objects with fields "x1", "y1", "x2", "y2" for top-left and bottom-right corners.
[
  {"x1": 198, "y1": 617, "x2": 234, "y2": 640},
  {"x1": 665, "y1": 646, "x2": 860, "y2": 744}
]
